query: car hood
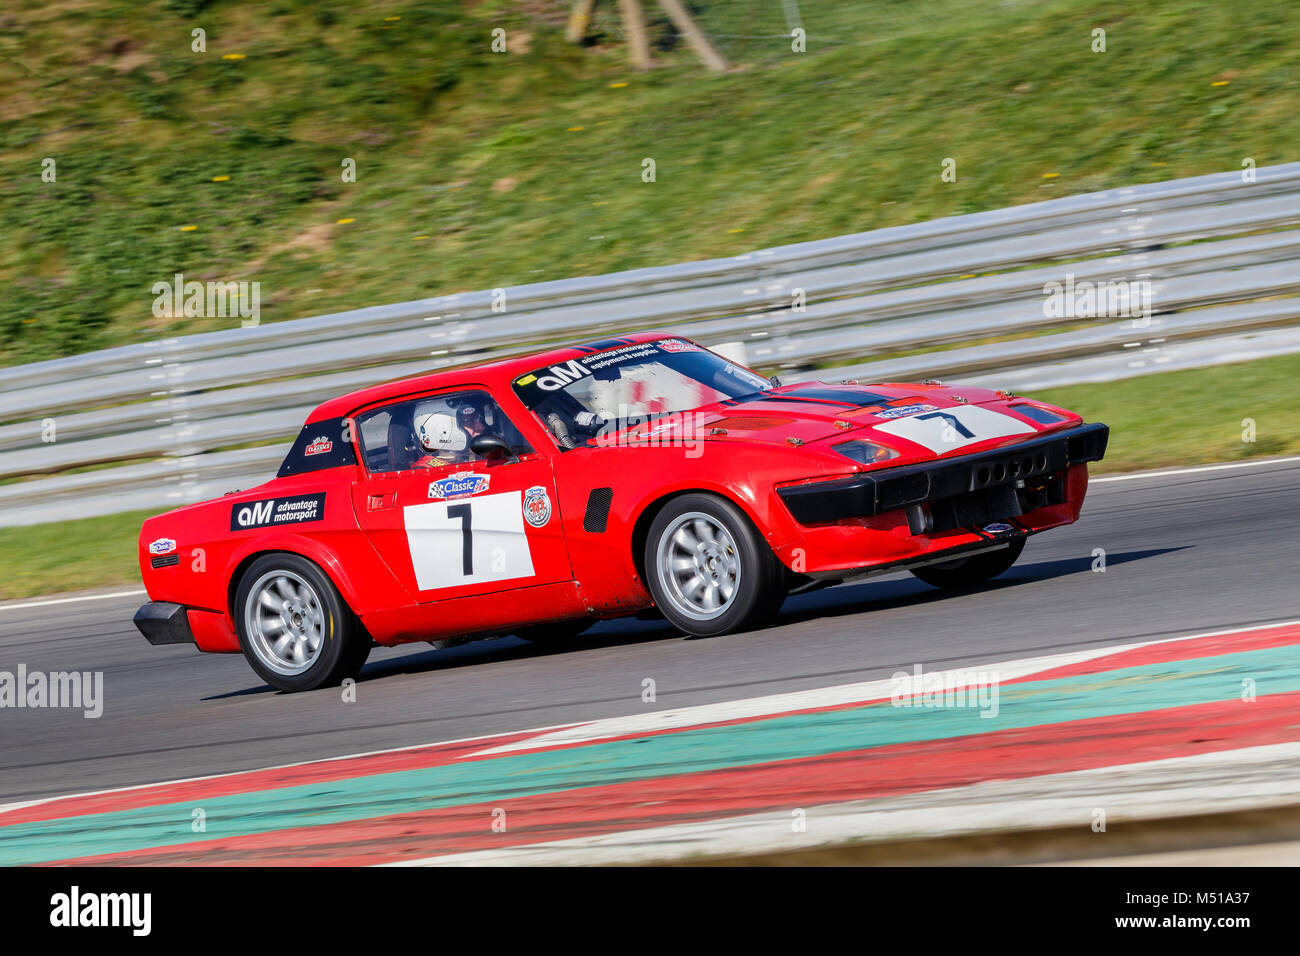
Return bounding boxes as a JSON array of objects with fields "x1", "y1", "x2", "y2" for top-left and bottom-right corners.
[{"x1": 592, "y1": 381, "x2": 1074, "y2": 457}]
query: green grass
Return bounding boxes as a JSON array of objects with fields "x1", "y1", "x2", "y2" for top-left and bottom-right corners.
[
  {"x1": 1, "y1": 0, "x2": 1298, "y2": 363},
  {"x1": 0, "y1": 508, "x2": 149, "y2": 600},
  {"x1": 1038, "y1": 352, "x2": 1300, "y2": 472},
  {"x1": 3, "y1": 354, "x2": 1297, "y2": 601}
]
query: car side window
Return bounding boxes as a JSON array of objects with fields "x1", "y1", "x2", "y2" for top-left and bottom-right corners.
[{"x1": 356, "y1": 389, "x2": 533, "y2": 475}]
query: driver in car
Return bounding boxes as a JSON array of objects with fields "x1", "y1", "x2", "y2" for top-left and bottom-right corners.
[
  {"x1": 456, "y1": 402, "x2": 494, "y2": 447},
  {"x1": 411, "y1": 402, "x2": 509, "y2": 467}
]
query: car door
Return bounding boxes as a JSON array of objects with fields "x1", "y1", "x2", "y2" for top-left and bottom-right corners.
[{"x1": 350, "y1": 386, "x2": 573, "y2": 603}]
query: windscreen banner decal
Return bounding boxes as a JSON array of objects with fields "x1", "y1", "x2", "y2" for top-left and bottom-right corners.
[
  {"x1": 515, "y1": 341, "x2": 681, "y2": 399},
  {"x1": 230, "y1": 493, "x2": 326, "y2": 531}
]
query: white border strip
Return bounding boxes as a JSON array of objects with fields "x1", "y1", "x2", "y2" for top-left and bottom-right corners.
[
  {"x1": 2, "y1": 617, "x2": 1295, "y2": 819},
  {"x1": 468, "y1": 618, "x2": 1300, "y2": 757},
  {"x1": 396, "y1": 741, "x2": 1300, "y2": 866}
]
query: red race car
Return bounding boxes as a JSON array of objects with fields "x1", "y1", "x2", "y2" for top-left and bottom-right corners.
[{"x1": 134, "y1": 333, "x2": 1108, "y2": 691}]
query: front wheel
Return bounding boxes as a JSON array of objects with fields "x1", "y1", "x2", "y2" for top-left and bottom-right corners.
[
  {"x1": 643, "y1": 494, "x2": 781, "y2": 637},
  {"x1": 234, "y1": 554, "x2": 371, "y2": 692},
  {"x1": 909, "y1": 538, "x2": 1025, "y2": 589}
]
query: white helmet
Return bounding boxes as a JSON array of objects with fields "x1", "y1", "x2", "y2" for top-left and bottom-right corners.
[{"x1": 413, "y1": 411, "x2": 465, "y2": 453}]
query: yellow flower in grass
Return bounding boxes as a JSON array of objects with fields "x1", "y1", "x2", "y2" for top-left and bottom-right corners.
[{"x1": 179, "y1": 225, "x2": 197, "y2": 231}]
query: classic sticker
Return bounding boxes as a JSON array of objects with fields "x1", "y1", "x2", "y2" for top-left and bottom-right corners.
[
  {"x1": 304, "y1": 436, "x2": 334, "y2": 457},
  {"x1": 230, "y1": 493, "x2": 326, "y2": 531},
  {"x1": 874, "y1": 403, "x2": 938, "y2": 420},
  {"x1": 523, "y1": 485, "x2": 552, "y2": 528},
  {"x1": 427, "y1": 471, "x2": 490, "y2": 500}
]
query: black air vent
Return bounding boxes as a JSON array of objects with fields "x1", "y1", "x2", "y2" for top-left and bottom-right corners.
[{"x1": 583, "y1": 487, "x2": 613, "y2": 533}]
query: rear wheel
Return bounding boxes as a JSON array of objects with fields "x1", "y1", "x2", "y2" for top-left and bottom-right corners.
[
  {"x1": 643, "y1": 494, "x2": 781, "y2": 637},
  {"x1": 234, "y1": 554, "x2": 370, "y2": 692},
  {"x1": 909, "y1": 538, "x2": 1025, "y2": 589}
]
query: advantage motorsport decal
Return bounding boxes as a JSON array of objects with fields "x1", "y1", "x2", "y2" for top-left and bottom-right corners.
[
  {"x1": 427, "y1": 471, "x2": 490, "y2": 500},
  {"x1": 523, "y1": 485, "x2": 552, "y2": 527},
  {"x1": 230, "y1": 493, "x2": 326, "y2": 531},
  {"x1": 147, "y1": 538, "x2": 177, "y2": 555}
]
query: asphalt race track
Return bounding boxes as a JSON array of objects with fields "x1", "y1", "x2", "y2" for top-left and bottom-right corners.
[{"x1": 3, "y1": 458, "x2": 1298, "y2": 808}]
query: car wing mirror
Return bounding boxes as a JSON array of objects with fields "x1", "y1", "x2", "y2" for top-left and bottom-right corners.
[{"x1": 470, "y1": 434, "x2": 513, "y2": 461}]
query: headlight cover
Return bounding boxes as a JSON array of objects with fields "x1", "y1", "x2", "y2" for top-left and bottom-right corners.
[
  {"x1": 1011, "y1": 403, "x2": 1069, "y2": 425},
  {"x1": 833, "y1": 439, "x2": 900, "y2": 465}
]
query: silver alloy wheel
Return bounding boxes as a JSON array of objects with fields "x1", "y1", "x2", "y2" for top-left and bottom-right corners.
[
  {"x1": 244, "y1": 570, "x2": 327, "y2": 677},
  {"x1": 655, "y1": 511, "x2": 742, "y2": 621}
]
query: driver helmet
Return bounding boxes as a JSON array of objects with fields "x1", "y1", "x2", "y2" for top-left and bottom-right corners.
[
  {"x1": 457, "y1": 403, "x2": 484, "y2": 429},
  {"x1": 413, "y1": 411, "x2": 465, "y2": 453}
]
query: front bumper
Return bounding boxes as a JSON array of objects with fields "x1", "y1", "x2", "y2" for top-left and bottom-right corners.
[
  {"x1": 777, "y1": 422, "x2": 1109, "y2": 526},
  {"x1": 133, "y1": 601, "x2": 195, "y2": 646}
]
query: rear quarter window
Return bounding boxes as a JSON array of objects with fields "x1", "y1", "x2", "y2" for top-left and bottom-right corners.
[{"x1": 277, "y1": 417, "x2": 358, "y2": 477}]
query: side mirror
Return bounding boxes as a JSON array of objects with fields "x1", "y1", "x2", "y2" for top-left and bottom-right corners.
[{"x1": 470, "y1": 434, "x2": 512, "y2": 461}]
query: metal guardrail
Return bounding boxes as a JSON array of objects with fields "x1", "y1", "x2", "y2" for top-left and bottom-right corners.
[{"x1": 2, "y1": 163, "x2": 1298, "y2": 526}]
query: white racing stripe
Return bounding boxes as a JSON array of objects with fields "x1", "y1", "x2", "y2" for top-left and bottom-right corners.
[{"x1": 873, "y1": 405, "x2": 1035, "y2": 453}]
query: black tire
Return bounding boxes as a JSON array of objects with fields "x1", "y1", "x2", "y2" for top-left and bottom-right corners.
[
  {"x1": 909, "y1": 538, "x2": 1025, "y2": 589},
  {"x1": 643, "y1": 493, "x2": 781, "y2": 637},
  {"x1": 234, "y1": 553, "x2": 371, "y2": 692},
  {"x1": 515, "y1": 617, "x2": 596, "y2": 644}
]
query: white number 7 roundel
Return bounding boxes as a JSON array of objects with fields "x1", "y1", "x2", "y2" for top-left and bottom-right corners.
[{"x1": 403, "y1": 491, "x2": 535, "y2": 592}]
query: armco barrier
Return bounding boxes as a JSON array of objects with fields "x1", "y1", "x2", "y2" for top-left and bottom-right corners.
[{"x1": 2, "y1": 164, "x2": 1297, "y2": 525}]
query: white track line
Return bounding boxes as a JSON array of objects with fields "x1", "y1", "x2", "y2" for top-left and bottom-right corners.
[
  {"x1": 0, "y1": 589, "x2": 146, "y2": 613},
  {"x1": 469, "y1": 618, "x2": 1300, "y2": 757},
  {"x1": 1092, "y1": 454, "x2": 1300, "y2": 483}
]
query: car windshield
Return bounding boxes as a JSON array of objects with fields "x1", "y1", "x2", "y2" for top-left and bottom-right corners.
[{"x1": 511, "y1": 339, "x2": 772, "y2": 447}]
